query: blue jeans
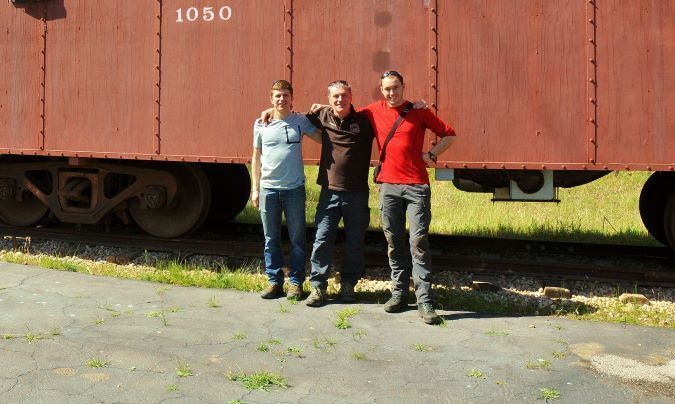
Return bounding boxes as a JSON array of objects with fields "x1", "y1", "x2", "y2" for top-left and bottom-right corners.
[
  {"x1": 379, "y1": 183, "x2": 433, "y2": 304},
  {"x1": 310, "y1": 188, "x2": 369, "y2": 290},
  {"x1": 259, "y1": 186, "x2": 306, "y2": 286}
]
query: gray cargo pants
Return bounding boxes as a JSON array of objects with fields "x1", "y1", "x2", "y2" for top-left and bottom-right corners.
[{"x1": 379, "y1": 183, "x2": 433, "y2": 304}]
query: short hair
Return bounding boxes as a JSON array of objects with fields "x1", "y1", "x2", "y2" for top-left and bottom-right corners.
[
  {"x1": 271, "y1": 79, "x2": 293, "y2": 95},
  {"x1": 327, "y1": 80, "x2": 352, "y2": 94},
  {"x1": 380, "y1": 70, "x2": 404, "y2": 85}
]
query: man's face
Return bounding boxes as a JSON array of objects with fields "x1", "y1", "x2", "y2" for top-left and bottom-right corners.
[
  {"x1": 328, "y1": 86, "x2": 352, "y2": 117},
  {"x1": 380, "y1": 76, "x2": 405, "y2": 107},
  {"x1": 270, "y1": 89, "x2": 293, "y2": 112}
]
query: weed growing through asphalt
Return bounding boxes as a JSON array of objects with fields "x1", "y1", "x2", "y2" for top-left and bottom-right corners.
[
  {"x1": 228, "y1": 400, "x2": 243, "y2": 404},
  {"x1": 467, "y1": 369, "x2": 486, "y2": 379},
  {"x1": 145, "y1": 311, "x2": 164, "y2": 318},
  {"x1": 175, "y1": 361, "x2": 194, "y2": 377},
  {"x1": 208, "y1": 295, "x2": 220, "y2": 308},
  {"x1": 267, "y1": 338, "x2": 281, "y2": 345},
  {"x1": 287, "y1": 346, "x2": 302, "y2": 355},
  {"x1": 278, "y1": 303, "x2": 289, "y2": 314},
  {"x1": 552, "y1": 337, "x2": 569, "y2": 346},
  {"x1": 539, "y1": 387, "x2": 561, "y2": 401},
  {"x1": 167, "y1": 307, "x2": 182, "y2": 313},
  {"x1": 551, "y1": 350, "x2": 568, "y2": 359},
  {"x1": 437, "y1": 317, "x2": 448, "y2": 328},
  {"x1": 94, "y1": 317, "x2": 105, "y2": 325},
  {"x1": 257, "y1": 343, "x2": 269, "y2": 352},
  {"x1": 232, "y1": 332, "x2": 247, "y2": 340},
  {"x1": 312, "y1": 336, "x2": 337, "y2": 351},
  {"x1": 352, "y1": 330, "x2": 367, "y2": 340},
  {"x1": 526, "y1": 357, "x2": 552, "y2": 370},
  {"x1": 2, "y1": 334, "x2": 15, "y2": 340},
  {"x1": 128, "y1": 366, "x2": 137, "y2": 372},
  {"x1": 167, "y1": 384, "x2": 178, "y2": 392},
  {"x1": 549, "y1": 323, "x2": 563, "y2": 331},
  {"x1": 227, "y1": 370, "x2": 288, "y2": 391},
  {"x1": 159, "y1": 312, "x2": 169, "y2": 326},
  {"x1": 352, "y1": 351, "x2": 366, "y2": 360},
  {"x1": 23, "y1": 331, "x2": 43, "y2": 344},
  {"x1": 412, "y1": 343, "x2": 432, "y2": 352},
  {"x1": 87, "y1": 358, "x2": 109, "y2": 368},
  {"x1": 156, "y1": 286, "x2": 169, "y2": 296},
  {"x1": 50, "y1": 327, "x2": 61, "y2": 336},
  {"x1": 486, "y1": 327, "x2": 510, "y2": 336},
  {"x1": 335, "y1": 307, "x2": 360, "y2": 329}
]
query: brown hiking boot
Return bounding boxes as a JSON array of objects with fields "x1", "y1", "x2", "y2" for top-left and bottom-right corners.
[
  {"x1": 260, "y1": 284, "x2": 284, "y2": 299},
  {"x1": 305, "y1": 288, "x2": 326, "y2": 307},
  {"x1": 286, "y1": 284, "x2": 303, "y2": 301}
]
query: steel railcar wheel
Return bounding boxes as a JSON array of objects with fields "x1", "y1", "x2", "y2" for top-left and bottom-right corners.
[
  {"x1": 664, "y1": 192, "x2": 675, "y2": 252},
  {"x1": 0, "y1": 190, "x2": 48, "y2": 226},
  {"x1": 639, "y1": 172, "x2": 675, "y2": 246},
  {"x1": 203, "y1": 164, "x2": 251, "y2": 225},
  {"x1": 129, "y1": 165, "x2": 211, "y2": 238}
]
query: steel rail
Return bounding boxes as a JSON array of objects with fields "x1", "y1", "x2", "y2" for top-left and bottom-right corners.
[{"x1": 1, "y1": 224, "x2": 674, "y2": 287}]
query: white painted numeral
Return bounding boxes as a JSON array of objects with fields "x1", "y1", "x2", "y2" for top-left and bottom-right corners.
[{"x1": 175, "y1": 6, "x2": 233, "y2": 23}]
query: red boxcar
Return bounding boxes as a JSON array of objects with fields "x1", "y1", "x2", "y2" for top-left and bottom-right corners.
[{"x1": 1, "y1": 1, "x2": 673, "y2": 247}]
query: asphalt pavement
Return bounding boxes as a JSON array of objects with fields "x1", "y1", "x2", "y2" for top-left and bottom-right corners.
[{"x1": 1, "y1": 263, "x2": 673, "y2": 403}]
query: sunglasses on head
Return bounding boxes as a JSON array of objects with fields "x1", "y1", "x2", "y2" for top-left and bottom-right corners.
[{"x1": 381, "y1": 70, "x2": 403, "y2": 81}]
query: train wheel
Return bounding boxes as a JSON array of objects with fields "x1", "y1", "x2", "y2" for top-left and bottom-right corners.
[
  {"x1": 0, "y1": 189, "x2": 48, "y2": 226},
  {"x1": 664, "y1": 192, "x2": 675, "y2": 251},
  {"x1": 639, "y1": 172, "x2": 675, "y2": 246},
  {"x1": 129, "y1": 165, "x2": 211, "y2": 238},
  {"x1": 203, "y1": 164, "x2": 251, "y2": 225}
]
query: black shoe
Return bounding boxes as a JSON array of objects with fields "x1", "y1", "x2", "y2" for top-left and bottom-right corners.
[
  {"x1": 383, "y1": 294, "x2": 407, "y2": 313},
  {"x1": 339, "y1": 283, "x2": 356, "y2": 303},
  {"x1": 418, "y1": 302, "x2": 441, "y2": 325}
]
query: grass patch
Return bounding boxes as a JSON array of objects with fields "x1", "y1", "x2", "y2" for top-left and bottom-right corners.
[
  {"x1": 167, "y1": 384, "x2": 178, "y2": 392},
  {"x1": 526, "y1": 357, "x2": 552, "y2": 370},
  {"x1": 175, "y1": 361, "x2": 194, "y2": 377},
  {"x1": 257, "y1": 343, "x2": 269, "y2": 352},
  {"x1": 467, "y1": 369, "x2": 486, "y2": 379},
  {"x1": 227, "y1": 370, "x2": 288, "y2": 391},
  {"x1": 87, "y1": 358, "x2": 109, "y2": 368},
  {"x1": 23, "y1": 331, "x2": 43, "y2": 344},
  {"x1": 237, "y1": 168, "x2": 655, "y2": 246},
  {"x1": 486, "y1": 327, "x2": 510, "y2": 336},
  {"x1": 351, "y1": 351, "x2": 366, "y2": 360},
  {"x1": 334, "y1": 307, "x2": 360, "y2": 329},
  {"x1": 539, "y1": 387, "x2": 561, "y2": 400},
  {"x1": 412, "y1": 343, "x2": 432, "y2": 352}
]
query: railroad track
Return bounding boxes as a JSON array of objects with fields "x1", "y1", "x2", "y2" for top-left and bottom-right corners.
[{"x1": 1, "y1": 224, "x2": 674, "y2": 287}]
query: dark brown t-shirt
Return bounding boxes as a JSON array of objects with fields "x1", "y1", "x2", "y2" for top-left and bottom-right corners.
[{"x1": 306, "y1": 106, "x2": 375, "y2": 192}]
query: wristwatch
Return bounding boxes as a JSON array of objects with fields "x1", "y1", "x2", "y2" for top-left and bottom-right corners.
[{"x1": 426, "y1": 151, "x2": 437, "y2": 163}]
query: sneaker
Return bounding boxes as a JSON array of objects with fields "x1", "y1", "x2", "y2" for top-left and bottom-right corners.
[
  {"x1": 383, "y1": 293, "x2": 407, "y2": 313},
  {"x1": 339, "y1": 283, "x2": 356, "y2": 303},
  {"x1": 418, "y1": 302, "x2": 441, "y2": 325},
  {"x1": 286, "y1": 283, "x2": 303, "y2": 301},
  {"x1": 305, "y1": 288, "x2": 326, "y2": 307},
  {"x1": 260, "y1": 284, "x2": 284, "y2": 299}
]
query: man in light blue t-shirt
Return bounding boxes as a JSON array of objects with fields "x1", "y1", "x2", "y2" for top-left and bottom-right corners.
[{"x1": 251, "y1": 79, "x2": 320, "y2": 300}]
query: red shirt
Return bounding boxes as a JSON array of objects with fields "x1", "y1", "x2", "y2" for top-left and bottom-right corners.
[{"x1": 360, "y1": 100, "x2": 455, "y2": 184}]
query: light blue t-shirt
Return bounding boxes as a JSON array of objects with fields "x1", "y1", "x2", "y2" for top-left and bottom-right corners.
[{"x1": 253, "y1": 113, "x2": 317, "y2": 189}]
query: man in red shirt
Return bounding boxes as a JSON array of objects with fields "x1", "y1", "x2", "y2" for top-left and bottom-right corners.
[{"x1": 360, "y1": 70, "x2": 456, "y2": 325}]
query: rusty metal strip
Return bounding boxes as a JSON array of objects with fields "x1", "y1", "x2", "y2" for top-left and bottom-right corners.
[
  {"x1": 586, "y1": 0, "x2": 598, "y2": 165},
  {"x1": 284, "y1": 0, "x2": 293, "y2": 82},
  {"x1": 153, "y1": 0, "x2": 163, "y2": 155},
  {"x1": 39, "y1": 4, "x2": 47, "y2": 150},
  {"x1": 428, "y1": 0, "x2": 438, "y2": 113}
]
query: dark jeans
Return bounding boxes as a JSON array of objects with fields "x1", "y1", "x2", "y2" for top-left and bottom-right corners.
[
  {"x1": 259, "y1": 186, "x2": 306, "y2": 286},
  {"x1": 379, "y1": 183, "x2": 433, "y2": 304},
  {"x1": 309, "y1": 188, "x2": 370, "y2": 290}
]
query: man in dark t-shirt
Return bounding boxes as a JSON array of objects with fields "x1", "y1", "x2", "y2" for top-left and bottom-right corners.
[{"x1": 304, "y1": 80, "x2": 375, "y2": 307}]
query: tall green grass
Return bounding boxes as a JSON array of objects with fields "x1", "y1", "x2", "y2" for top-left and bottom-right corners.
[{"x1": 239, "y1": 167, "x2": 655, "y2": 246}]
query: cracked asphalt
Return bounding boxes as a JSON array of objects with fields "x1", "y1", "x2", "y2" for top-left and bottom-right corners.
[{"x1": 1, "y1": 262, "x2": 673, "y2": 403}]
